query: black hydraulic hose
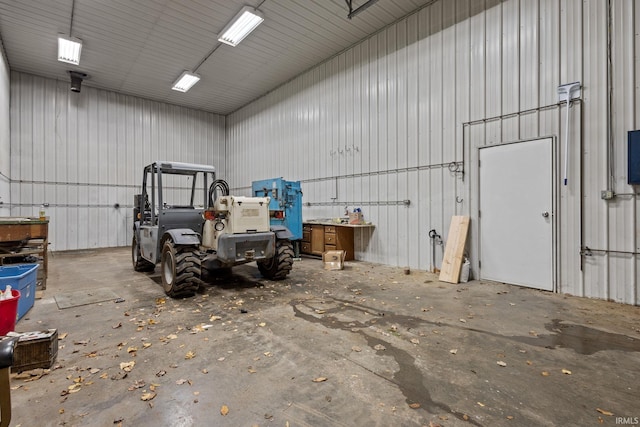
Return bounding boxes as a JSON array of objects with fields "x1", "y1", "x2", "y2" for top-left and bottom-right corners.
[{"x1": 208, "y1": 180, "x2": 230, "y2": 206}]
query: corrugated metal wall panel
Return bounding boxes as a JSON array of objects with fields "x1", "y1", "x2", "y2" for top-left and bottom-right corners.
[
  {"x1": 0, "y1": 43, "x2": 10, "y2": 217},
  {"x1": 581, "y1": 0, "x2": 608, "y2": 300},
  {"x1": 609, "y1": 0, "x2": 638, "y2": 304},
  {"x1": 10, "y1": 72, "x2": 226, "y2": 251},
  {"x1": 224, "y1": 0, "x2": 637, "y2": 305}
]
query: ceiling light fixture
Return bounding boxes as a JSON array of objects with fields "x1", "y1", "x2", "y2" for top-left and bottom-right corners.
[
  {"x1": 218, "y1": 6, "x2": 264, "y2": 47},
  {"x1": 58, "y1": 34, "x2": 83, "y2": 65},
  {"x1": 171, "y1": 71, "x2": 201, "y2": 92}
]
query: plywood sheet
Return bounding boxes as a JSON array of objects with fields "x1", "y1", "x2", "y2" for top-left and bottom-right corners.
[{"x1": 439, "y1": 216, "x2": 470, "y2": 284}]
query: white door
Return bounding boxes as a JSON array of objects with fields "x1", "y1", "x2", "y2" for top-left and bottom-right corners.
[{"x1": 479, "y1": 138, "x2": 554, "y2": 291}]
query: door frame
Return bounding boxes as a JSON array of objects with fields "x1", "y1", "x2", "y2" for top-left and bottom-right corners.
[{"x1": 475, "y1": 136, "x2": 559, "y2": 292}]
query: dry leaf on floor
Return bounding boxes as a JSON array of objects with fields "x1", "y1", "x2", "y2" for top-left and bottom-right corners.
[
  {"x1": 248, "y1": 367, "x2": 257, "y2": 374},
  {"x1": 374, "y1": 344, "x2": 386, "y2": 351},
  {"x1": 59, "y1": 333, "x2": 68, "y2": 340},
  {"x1": 477, "y1": 402, "x2": 485, "y2": 407},
  {"x1": 128, "y1": 380, "x2": 145, "y2": 391},
  {"x1": 143, "y1": 343, "x2": 152, "y2": 349},
  {"x1": 155, "y1": 298, "x2": 166, "y2": 305},
  {"x1": 99, "y1": 373, "x2": 108, "y2": 379},
  {"x1": 562, "y1": 369, "x2": 572, "y2": 375},
  {"x1": 462, "y1": 414, "x2": 469, "y2": 421},
  {"x1": 409, "y1": 403, "x2": 420, "y2": 409},
  {"x1": 202, "y1": 369, "x2": 209, "y2": 374},
  {"x1": 220, "y1": 405, "x2": 229, "y2": 416},
  {"x1": 120, "y1": 361, "x2": 135, "y2": 372},
  {"x1": 541, "y1": 371, "x2": 550, "y2": 376},
  {"x1": 312, "y1": 377, "x2": 328, "y2": 382},
  {"x1": 59, "y1": 408, "x2": 64, "y2": 414},
  {"x1": 496, "y1": 361, "x2": 507, "y2": 367},
  {"x1": 141, "y1": 392, "x2": 156, "y2": 401},
  {"x1": 351, "y1": 346, "x2": 362, "y2": 352},
  {"x1": 112, "y1": 322, "x2": 122, "y2": 329},
  {"x1": 156, "y1": 370, "x2": 166, "y2": 377},
  {"x1": 127, "y1": 347, "x2": 138, "y2": 353},
  {"x1": 410, "y1": 338, "x2": 420, "y2": 344},
  {"x1": 258, "y1": 322, "x2": 266, "y2": 327},
  {"x1": 449, "y1": 349, "x2": 458, "y2": 355},
  {"x1": 459, "y1": 319, "x2": 467, "y2": 323},
  {"x1": 209, "y1": 315, "x2": 222, "y2": 321},
  {"x1": 526, "y1": 361, "x2": 533, "y2": 365},
  {"x1": 185, "y1": 351, "x2": 196, "y2": 359},
  {"x1": 438, "y1": 415, "x2": 449, "y2": 420},
  {"x1": 167, "y1": 334, "x2": 178, "y2": 340},
  {"x1": 596, "y1": 408, "x2": 614, "y2": 416},
  {"x1": 507, "y1": 416, "x2": 514, "y2": 420},
  {"x1": 176, "y1": 379, "x2": 189, "y2": 385},
  {"x1": 68, "y1": 384, "x2": 81, "y2": 393}
]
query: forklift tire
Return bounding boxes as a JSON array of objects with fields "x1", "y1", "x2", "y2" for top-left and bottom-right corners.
[
  {"x1": 161, "y1": 240, "x2": 203, "y2": 298},
  {"x1": 257, "y1": 239, "x2": 294, "y2": 280},
  {"x1": 132, "y1": 236, "x2": 155, "y2": 272}
]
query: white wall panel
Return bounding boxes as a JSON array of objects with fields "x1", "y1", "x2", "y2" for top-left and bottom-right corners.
[
  {"x1": 223, "y1": 0, "x2": 637, "y2": 305},
  {"x1": 0, "y1": 43, "x2": 10, "y2": 216},
  {"x1": 10, "y1": 72, "x2": 225, "y2": 251}
]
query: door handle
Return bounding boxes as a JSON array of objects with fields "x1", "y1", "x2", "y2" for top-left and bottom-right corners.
[{"x1": 542, "y1": 211, "x2": 549, "y2": 218}]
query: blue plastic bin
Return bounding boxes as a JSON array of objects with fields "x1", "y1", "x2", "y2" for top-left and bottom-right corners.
[{"x1": 0, "y1": 264, "x2": 39, "y2": 321}]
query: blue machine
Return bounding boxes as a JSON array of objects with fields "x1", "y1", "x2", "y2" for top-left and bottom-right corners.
[{"x1": 252, "y1": 178, "x2": 303, "y2": 241}]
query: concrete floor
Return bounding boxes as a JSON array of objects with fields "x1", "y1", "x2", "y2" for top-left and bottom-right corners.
[{"x1": 8, "y1": 247, "x2": 640, "y2": 427}]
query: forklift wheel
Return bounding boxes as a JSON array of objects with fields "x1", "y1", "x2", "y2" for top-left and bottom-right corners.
[
  {"x1": 161, "y1": 240, "x2": 202, "y2": 298},
  {"x1": 132, "y1": 236, "x2": 155, "y2": 272},
  {"x1": 257, "y1": 240, "x2": 294, "y2": 280}
]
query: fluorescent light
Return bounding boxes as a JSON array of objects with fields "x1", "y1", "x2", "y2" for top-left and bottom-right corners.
[
  {"x1": 172, "y1": 71, "x2": 200, "y2": 92},
  {"x1": 58, "y1": 35, "x2": 82, "y2": 65},
  {"x1": 218, "y1": 6, "x2": 264, "y2": 47}
]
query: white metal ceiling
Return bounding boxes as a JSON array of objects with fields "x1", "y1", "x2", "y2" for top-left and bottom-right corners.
[{"x1": 0, "y1": 0, "x2": 435, "y2": 115}]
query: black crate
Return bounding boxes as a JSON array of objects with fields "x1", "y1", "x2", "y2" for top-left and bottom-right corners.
[{"x1": 11, "y1": 329, "x2": 58, "y2": 372}]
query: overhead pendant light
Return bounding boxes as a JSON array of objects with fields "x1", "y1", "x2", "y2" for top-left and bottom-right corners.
[
  {"x1": 172, "y1": 71, "x2": 201, "y2": 92},
  {"x1": 218, "y1": 6, "x2": 264, "y2": 47},
  {"x1": 58, "y1": 34, "x2": 83, "y2": 65}
]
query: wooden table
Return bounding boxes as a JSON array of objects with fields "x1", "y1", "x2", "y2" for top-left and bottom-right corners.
[
  {"x1": 0, "y1": 217, "x2": 49, "y2": 289},
  {"x1": 301, "y1": 221, "x2": 374, "y2": 261}
]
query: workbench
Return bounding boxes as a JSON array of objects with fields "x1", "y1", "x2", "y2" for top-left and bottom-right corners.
[
  {"x1": 0, "y1": 217, "x2": 48, "y2": 289},
  {"x1": 301, "y1": 220, "x2": 374, "y2": 261}
]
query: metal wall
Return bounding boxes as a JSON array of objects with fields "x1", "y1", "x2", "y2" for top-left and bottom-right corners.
[
  {"x1": 227, "y1": 0, "x2": 640, "y2": 305},
  {"x1": 0, "y1": 43, "x2": 10, "y2": 216},
  {"x1": 9, "y1": 72, "x2": 226, "y2": 251}
]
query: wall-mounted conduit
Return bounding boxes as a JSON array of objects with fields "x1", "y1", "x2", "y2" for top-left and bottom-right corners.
[
  {"x1": 303, "y1": 200, "x2": 410, "y2": 207},
  {"x1": 230, "y1": 161, "x2": 463, "y2": 192}
]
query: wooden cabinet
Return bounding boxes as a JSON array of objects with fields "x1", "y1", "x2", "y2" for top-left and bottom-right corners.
[
  {"x1": 301, "y1": 223, "x2": 355, "y2": 261},
  {"x1": 0, "y1": 218, "x2": 49, "y2": 289},
  {"x1": 308, "y1": 225, "x2": 325, "y2": 256}
]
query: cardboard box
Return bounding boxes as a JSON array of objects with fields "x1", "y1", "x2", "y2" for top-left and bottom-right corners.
[
  {"x1": 323, "y1": 250, "x2": 346, "y2": 270},
  {"x1": 349, "y1": 212, "x2": 364, "y2": 225},
  {"x1": 9, "y1": 329, "x2": 58, "y2": 372}
]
